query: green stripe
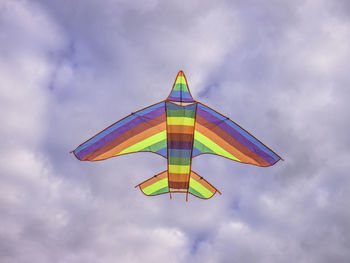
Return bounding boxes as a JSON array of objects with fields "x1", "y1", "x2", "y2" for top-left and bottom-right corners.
[
  {"x1": 143, "y1": 178, "x2": 168, "y2": 195},
  {"x1": 166, "y1": 109, "x2": 196, "y2": 118},
  {"x1": 119, "y1": 131, "x2": 166, "y2": 155},
  {"x1": 173, "y1": 83, "x2": 189, "y2": 91},
  {"x1": 149, "y1": 186, "x2": 169, "y2": 195},
  {"x1": 168, "y1": 156, "x2": 191, "y2": 165},
  {"x1": 189, "y1": 178, "x2": 214, "y2": 198},
  {"x1": 188, "y1": 187, "x2": 205, "y2": 198},
  {"x1": 141, "y1": 139, "x2": 167, "y2": 152},
  {"x1": 193, "y1": 140, "x2": 215, "y2": 154}
]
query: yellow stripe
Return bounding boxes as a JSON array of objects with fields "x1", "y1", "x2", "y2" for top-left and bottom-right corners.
[
  {"x1": 143, "y1": 178, "x2": 168, "y2": 195},
  {"x1": 118, "y1": 131, "x2": 166, "y2": 155},
  {"x1": 176, "y1": 76, "x2": 186, "y2": 84},
  {"x1": 189, "y1": 177, "x2": 214, "y2": 198},
  {"x1": 194, "y1": 131, "x2": 240, "y2": 161},
  {"x1": 168, "y1": 164, "x2": 190, "y2": 174},
  {"x1": 167, "y1": 117, "x2": 195, "y2": 126}
]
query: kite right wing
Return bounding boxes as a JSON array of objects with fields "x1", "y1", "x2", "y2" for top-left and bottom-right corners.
[
  {"x1": 193, "y1": 103, "x2": 281, "y2": 167},
  {"x1": 73, "y1": 101, "x2": 167, "y2": 161}
]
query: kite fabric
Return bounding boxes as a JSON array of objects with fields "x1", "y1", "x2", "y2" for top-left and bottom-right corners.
[{"x1": 73, "y1": 71, "x2": 281, "y2": 200}]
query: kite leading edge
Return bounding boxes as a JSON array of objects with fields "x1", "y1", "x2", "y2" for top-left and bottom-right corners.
[{"x1": 72, "y1": 71, "x2": 282, "y2": 200}]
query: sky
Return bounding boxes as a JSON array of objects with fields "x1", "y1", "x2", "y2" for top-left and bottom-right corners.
[{"x1": 1, "y1": 0, "x2": 350, "y2": 262}]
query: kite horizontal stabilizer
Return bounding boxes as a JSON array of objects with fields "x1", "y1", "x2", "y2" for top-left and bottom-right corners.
[
  {"x1": 136, "y1": 170, "x2": 169, "y2": 196},
  {"x1": 189, "y1": 171, "x2": 221, "y2": 199},
  {"x1": 136, "y1": 170, "x2": 220, "y2": 200}
]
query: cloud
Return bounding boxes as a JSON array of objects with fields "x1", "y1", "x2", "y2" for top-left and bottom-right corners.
[{"x1": 1, "y1": 0, "x2": 350, "y2": 262}]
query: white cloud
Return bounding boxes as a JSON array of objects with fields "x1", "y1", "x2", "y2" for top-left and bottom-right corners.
[{"x1": 1, "y1": 0, "x2": 350, "y2": 262}]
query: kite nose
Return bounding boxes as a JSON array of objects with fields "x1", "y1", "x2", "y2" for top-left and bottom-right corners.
[{"x1": 167, "y1": 71, "x2": 195, "y2": 102}]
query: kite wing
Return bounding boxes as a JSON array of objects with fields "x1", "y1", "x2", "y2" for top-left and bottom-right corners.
[
  {"x1": 73, "y1": 101, "x2": 167, "y2": 161},
  {"x1": 193, "y1": 103, "x2": 281, "y2": 166}
]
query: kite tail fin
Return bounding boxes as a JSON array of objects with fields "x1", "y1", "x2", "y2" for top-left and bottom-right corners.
[
  {"x1": 135, "y1": 170, "x2": 169, "y2": 196},
  {"x1": 188, "y1": 170, "x2": 221, "y2": 199}
]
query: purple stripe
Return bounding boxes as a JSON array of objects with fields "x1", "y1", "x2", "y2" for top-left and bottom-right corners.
[
  {"x1": 168, "y1": 96, "x2": 194, "y2": 102},
  {"x1": 77, "y1": 107, "x2": 165, "y2": 159},
  {"x1": 197, "y1": 107, "x2": 276, "y2": 165},
  {"x1": 168, "y1": 141, "x2": 193, "y2": 150}
]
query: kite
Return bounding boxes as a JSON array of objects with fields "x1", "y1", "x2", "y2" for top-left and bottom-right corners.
[{"x1": 72, "y1": 71, "x2": 282, "y2": 200}]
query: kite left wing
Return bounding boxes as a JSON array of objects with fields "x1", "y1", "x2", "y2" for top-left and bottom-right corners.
[
  {"x1": 193, "y1": 103, "x2": 281, "y2": 167},
  {"x1": 73, "y1": 101, "x2": 167, "y2": 161}
]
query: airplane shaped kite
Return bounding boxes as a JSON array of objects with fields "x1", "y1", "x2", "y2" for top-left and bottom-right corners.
[{"x1": 72, "y1": 71, "x2": 281, "y2": 200}]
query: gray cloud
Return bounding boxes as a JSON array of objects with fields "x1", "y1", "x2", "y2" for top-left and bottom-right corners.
[{"x1": 1, "y1": 0, "x2": 350, "y2": 262}]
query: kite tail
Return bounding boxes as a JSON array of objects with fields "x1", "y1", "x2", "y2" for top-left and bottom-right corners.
[{"x1": 135, "y1": 170, "x2": 221, "y2": 200}]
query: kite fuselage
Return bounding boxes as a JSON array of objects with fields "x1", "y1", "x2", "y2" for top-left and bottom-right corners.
[{"x1": 166, "y1": 101, "x2": 197, "y2": 194}]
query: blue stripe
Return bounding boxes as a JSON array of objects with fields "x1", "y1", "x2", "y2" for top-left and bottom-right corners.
[
  {"x1": 156, "y1": 147, "x2": 167, "y2": 157},
  {"x1": 168, "y1": 149, "x2": 192, "y2": 158},
  {"x1": 198, "y1": 103, "x2": 279, "y2": 161},
  {"x1": 76, "y1": 102, "x2": 165, "y2": 153},
  {"x1": 192, "y1": 147, "x2": 202, "y2": 157},
  {"x1": 168, "y1": 90, "x2": 193, "y2": 100}
]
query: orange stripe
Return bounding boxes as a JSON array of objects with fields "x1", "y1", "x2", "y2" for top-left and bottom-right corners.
[
  {"x1": 168, "y1": 173, "x2": 189, "y2": 182},
  {"x1": 140, "y1": 171, "x2": 167, "y2": 189},
  {"x1": 93, "y1": 123, "x2": 165, "y2": 160},
  {"x1": 167, "y1": 125, "x2": 194, "y2": 134},
  {"x1": 190, "y1": 171, "x2": 216, "y2": 193},
  {"x1": 195, "y1": 123, "x2": 259, "y2": 165}
]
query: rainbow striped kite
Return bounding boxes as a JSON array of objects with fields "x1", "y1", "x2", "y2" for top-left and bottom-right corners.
[{"x1": 72, "y1": 71, "x2": 281, "y2": 200}]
